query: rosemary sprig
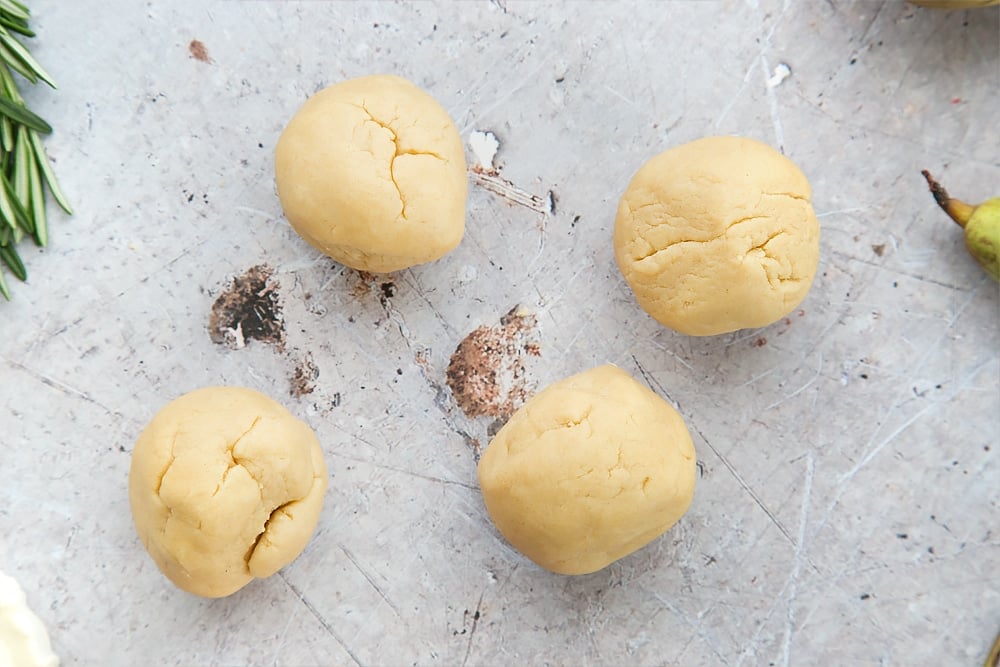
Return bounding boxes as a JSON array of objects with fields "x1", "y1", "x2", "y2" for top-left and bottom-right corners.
[{"x1": 0, "y1": 0, "x2": 71, "y2": 300}]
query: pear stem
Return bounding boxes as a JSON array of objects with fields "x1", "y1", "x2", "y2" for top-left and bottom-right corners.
[{"x1": 922, "y1": 170, "x2": 975, "y2": 228}]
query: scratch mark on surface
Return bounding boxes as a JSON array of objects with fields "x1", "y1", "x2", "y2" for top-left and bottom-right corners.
[
  {"x1": 753, "y1": 2, "x2": 791, "y2": 152},
  {"x1": 470, "y1": 168, "x2": 553, "y2": 215},
  {"x1": 738, "y1": 365, "x2": 780, "y2": 388},
  {"x1": 857, "y1": 1, "x2": 886, "y2": 46},
  {"x1": 461, "y1": 591, "x2": 485, "y2": 667},
  {"x1": 763, "y1": 352, "x2": 824, "y2": 412},
  {"x1": 400, "y1": 273, "x2": 460, "y2": 339},
  {"x1": 812, "y1": 282, "x2": 989, "y2": 541},
  {"x1": 631, "y1": 354, "x2": 656, "y2": 392},
  {"x1": 716, "y1": 58, "x2": 759, "y2": 128},
  {"x1": 762, "y1": 53, "x2": 785, "y2": 153},
  {"x1": 781, "y1": 451, "x2": 815, "y2": 667},
  {"x1": 378, "y1": 285, "x2": 415, "y2": 345},
  {"x1": 340, "y1": 544, "x2": 402, "y2": 619},
  {"x1": 603, "y1": 83, "x2": 641, "y2": 111},
  {"x1": 458, "y1": 52, "x2": 553, "y2": 134},
  {"x1": 278, "y1": 572, "x2": 363, "y2": 666},
  {"x1": 695, "y1": 425, "x2": 798, "y2": 550},
  {"x1": 327, "y1": 448, "x2": 477, "y2": 491},
  {"x1": 234, "y1": 205, "x2": 276, "y2": 220},
  {"x1": 646, "y1": 337, "x2": 696, "y2": 372},
  {"x1": 841, "y1": 357, "x2": 993, "y2": 486},
  {"x1": 650, "y1": 591, "x2": 730, "y2": 664},
  {"x1": 3, "y1": 357, "x2": 124, "y2": 419},
  {"x1": 270, "y1": 605, "x2": 298, "y2": 666},
  {"x1": 815, "y1": 207, "x2": 870, "y2": 219},
  {"x1": 827, "y1": 250, "x2": 966, "y2": 291}
]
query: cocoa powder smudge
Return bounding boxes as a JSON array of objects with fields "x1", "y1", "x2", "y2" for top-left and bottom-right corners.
[
  {"x1": 446, "y1": 306, "x2": 539, "y2": 420},
  {"x1": 208, "y1": 265, "x2": 286, "y2": 351}
]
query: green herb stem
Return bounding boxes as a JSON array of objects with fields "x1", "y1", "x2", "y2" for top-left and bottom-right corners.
[{"x1": 0, "y1": 3, "x2": 71, "y2": 299}]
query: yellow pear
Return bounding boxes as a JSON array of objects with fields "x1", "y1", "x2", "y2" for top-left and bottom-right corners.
[{"x1": 922, "y1": 171, "x2": 1000, "y2": 282}]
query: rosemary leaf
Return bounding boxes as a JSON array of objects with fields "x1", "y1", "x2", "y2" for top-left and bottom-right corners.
[
  {"x1": 28, "y1": 130, "x2": 70, "y2": 214},
  {"x1": 0, "y1": 2, "x2": 30, "y2": 22},
  {"x1": 1, "y1": 170, "x2": 32, "y2": 234},
  {"x1": 0, "y1": 261, "x2": 10, "y2": 299},
  {"x1": 28, "y1": 150, "x2": 43, "y2": 245},
  {"x1": 0, "y1": 173, "x2": 16, "y2": 229},
  {"x1": 0, "y1": 237, "x2": 25, "y2": 280},
  {"x1": 0, "y1": 1, "x2": 71, "y2": 297},
  {"x1": 13, "y1": 124, "x2": 29, "y2": 202},
  {"x1": 0, "y1": 61, "x2": 18, "y2": 99},
  {"x1": 0, "y1": 15, "x2": 33, "y2": 38},
  {"x1": 0, "y1": 38, "x2": 34, "y2": 83},
  {"x1": 1, "y1": 115, "x2": 12, "y2": 151},
  {"x1": 0, "y1": 95, "x2": 49, "y2": 133},
  {"x1": 0, "y1": 30, "x2": 55, "y2": 88}
]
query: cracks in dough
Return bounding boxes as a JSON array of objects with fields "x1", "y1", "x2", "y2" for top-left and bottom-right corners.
[
  {"x1": 632, "y1": 214, "x2": 767, "y2": 263},
  {"x1": 213, "y1": 416, "x2": 262, "y2": 498},
  {"x1": 350, "y1": 101, "x2": 446, "y2": 222},
  {"x1": 762, "y1": 191, "x2": 810, "y2": 203},
  {"x1": 559, "y1": 406, "x2": 593, "y2": 429},
  {"x1": 153, "y1": 431, "x2": 179, "y2": 496},
  {"x1": 244, "y1": 499, "x2": 295, "y2": 568}
]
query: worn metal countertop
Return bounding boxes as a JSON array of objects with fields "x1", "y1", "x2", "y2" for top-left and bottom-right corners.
[{"x1": 2, "y1": 1, "x2": 998, "y2": 665}]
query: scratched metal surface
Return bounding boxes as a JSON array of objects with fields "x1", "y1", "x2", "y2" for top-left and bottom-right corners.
[{"x1": 1, "y1": 1, "x2": 998, "y2": 665}]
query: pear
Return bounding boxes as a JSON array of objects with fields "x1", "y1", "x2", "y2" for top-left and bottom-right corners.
[{"x1": 922, "y1": 170, "x2": 1000, "y2": 282}]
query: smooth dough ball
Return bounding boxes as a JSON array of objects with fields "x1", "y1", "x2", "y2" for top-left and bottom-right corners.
[
  {"x1": 477, "y1": 365, "x2": 697, "y2": 575},
  {"x1": 128, "y1": 387, "x2": 328, "y2": 598},
  {"x1": 614, "y1": 135, "x2": 820, "y2": 336},
  {"x1": 274, "y1": 74, "x2": 468, "y2": 273}
]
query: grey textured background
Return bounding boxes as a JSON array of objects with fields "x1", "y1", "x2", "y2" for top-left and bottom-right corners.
[{"x1": 1, "y1": 1, "x2": 998, "y2": 665}]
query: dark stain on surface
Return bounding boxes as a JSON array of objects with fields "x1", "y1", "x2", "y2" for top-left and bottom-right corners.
[
  {"x1": 752, "y1": 337, "x2": 767, "y2": 347},
  {"x1": 351, "y1": 270, "x2": 377, "y2": 299},
  {"x1": 486, "y1": 418, "x2": 506, "y2": 439},
  {"x1": 290, "y1": 353, "x2": 319, "y2": 398},
  {"x1": 379, "y1": 281, "x2": 396, "y2": 307},
  {"x1": 871, "y1": 243, "x2": 886, "y2": 257},
  {"x1": 188, "y1": 39, "x2": 212, "y2": 63},
  {"x1": 446, "y1": 306, "x2": 540, "y2": 420},
  {"x1": 209, "y1": 265, "x2": 285, "y2": 351}
]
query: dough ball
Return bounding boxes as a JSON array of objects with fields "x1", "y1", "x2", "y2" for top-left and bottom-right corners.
[
  {"x1": 477, "y1": 365, "x2": 697, "y2": 575},
  {"x1": 274, "y1": 74, "x2": 468, "y2": 273},
  {"x1": 614, "y1": 135, "x2": 820, "y2": 336},
  {"x1": 128, "y1": 387, "x2": 328, "y2": 598}
]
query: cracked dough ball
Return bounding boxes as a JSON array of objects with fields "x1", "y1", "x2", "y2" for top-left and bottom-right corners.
[
  {"x1": 274, "y1": 74, "x2": 467, "y2": 273},
  {"x1": 128, "y1": 387, "x2": 327, "y2": 598},
  {"x1": 614, "y1": 135, "x2": 820, "y2": 336},
  {"x1": 477, "y1": 365, "x2": 697, "y2": 575}
]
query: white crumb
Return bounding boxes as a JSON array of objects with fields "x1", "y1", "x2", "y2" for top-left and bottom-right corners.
[
  {"x1": 766, "y1": 62, "x2": 792, "y2": 88},
  {"x1": 469, "y1": 130, "x2": 500, "y2": 170}
]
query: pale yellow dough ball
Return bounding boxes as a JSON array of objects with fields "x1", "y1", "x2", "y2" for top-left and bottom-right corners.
[
  {"x1": 128, "y1": 387, "x2": 328, "y2": 598},
  {"x1": 274, "y1": 74, "x2": 467, "y2": 273},
  {"x1": 477, "y1": 365, "x2": 697, "y2": 575},
  {"x1": 614, "y1": 135, "x2": 820, "y2": 336}
]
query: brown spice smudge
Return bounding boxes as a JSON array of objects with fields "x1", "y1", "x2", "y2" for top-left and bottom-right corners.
[
  {"x1": 446, "y1": 305, "x2": 540, "y2": 420},
  {"x1": 189, "y1": 39, "x2": 212, "y2": 63},
  {"x1": 350, "y1": 270, "x2": 377, "y2": 299},
  {"x1": 289, "y1": 353, "x2": 319, "y2": 398},
  {"x1": 752, "y1": 336, "x2": 767, "y2": 347},
  {"x1": 871, "y1": 243, "x2": 886, "y2": 257},
  {"x1": 209, "y1": 265, "x2": 286, "y2": 351}
]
